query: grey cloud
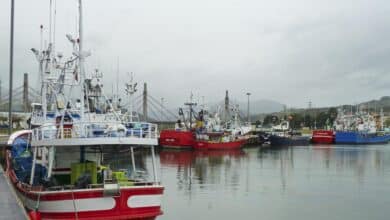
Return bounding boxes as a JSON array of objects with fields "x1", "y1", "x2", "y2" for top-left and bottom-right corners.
[{"x1": 1, "y1": 0, "x2": 390, "y2": 110}]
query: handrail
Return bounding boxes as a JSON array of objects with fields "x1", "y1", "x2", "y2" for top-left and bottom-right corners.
[{"x1": 31, "y1": 121, "x2": 158, "y2": 142}]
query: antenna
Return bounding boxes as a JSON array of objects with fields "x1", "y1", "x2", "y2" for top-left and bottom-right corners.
[
  {"x1": 40, "y1": 25, "x2": 43, "y2": 52},
  {"x1": 49, "y1": 0, "x2": 52, "y2": 45},
  {"x1": 52, "y1": 0, "x2": 57, "y2": 54},
  {"x1": 246, "y1": 92, "x2": 251, "y2": 123},
  {"x1": 185, "y1": 93, "x2": 197, "y2": 129},
  {"x1": 116, "y1": 57, "x2": 119, "y2": 102}
]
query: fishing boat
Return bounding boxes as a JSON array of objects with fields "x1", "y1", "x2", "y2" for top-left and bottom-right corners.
[
  {"x1": 224, "y1": 105, "x2": 252, "y2": 136},
  {"x1": 335, "y1": 131, "x2": 390, "y2": 144},
  {"x1": 268, "y1": 121, "x2": 310, "y2": 147},
  {"x1": 5, "y1": 1, "x2": 164, "y2": 219},
  {"x1": 159, "y1": 112, "x2": 196, "y2": 149},
  {"x1": 334, "y1": 108, "x2": 390, "y2": 144},
  {"x1": 311, "y1": 130, "x2": 335, "y2": 144},
  {"x1": 159, "y1": 97, "x2": 198, "y2": 149},
  {"x1": 194, "y1": 129, "x2": 247, "y2": 150},
  {"x1": 160, "y1": 97, "x2": 250, "y2": 149},
  {"x1": 269, "y1": 134, "x2": 310, "y2": 147},
  {"x1": 6, "y1": 129, "x2": 163, "y2": 220},
  {"x1": 192, "y1": 109, "x2": 247, "y2": 150}
]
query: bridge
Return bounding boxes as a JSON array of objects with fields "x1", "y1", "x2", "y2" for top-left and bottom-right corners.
[
  {"x1": 0, "y1": 73, "x2": 248, "y2": 130},
  {"x1": 0, "y1": 73, "x2": 40, "y2": 113}
]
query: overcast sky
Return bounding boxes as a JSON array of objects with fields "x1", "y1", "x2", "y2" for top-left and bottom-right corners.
[{"x1": 1, "y1": 0, "x2": 390, "y2": 108}]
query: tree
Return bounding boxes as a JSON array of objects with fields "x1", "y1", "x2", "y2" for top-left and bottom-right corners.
[
  {"x1": 315, "y1": 112, "x2": 329, "y2": 129},
  {"x1": 263, "y1": 115, "x2": 279, "y2": 126},
  {"x1": 327, "y1": 107, "x2": 338, "y2": 125},
  {"x1": 303, "y1": 114, "x2": 313, "y2": 128},
  {"x1": 384, "y1": 118, "x2": 390, "y2": 128},
  {"x1": 289, "y1": 113, "x2": 304, "y2": 129}
]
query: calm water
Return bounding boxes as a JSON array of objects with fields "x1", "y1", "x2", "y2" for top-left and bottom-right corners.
[{"x1": 153, "y1": 145, "x2": 390, "y2": 220}]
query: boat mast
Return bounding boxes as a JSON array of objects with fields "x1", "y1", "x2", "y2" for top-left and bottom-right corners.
[
  {"x1": 38, "y1": 25, "x2": 48, "y2": 123},
  {"x1": 78, "y1": 0, "x2": 85, "y2": 119},
  {"x1": 125, "y1": 73, "x2": 137, "y2": 122},
  {"x1": 185, "y1": 93, "x2": 197, "y2": 130},
  {"x1": 41, "y1": 55, "x2": 47, "y2": 123},
  {"x1": 381, "y1": 108, "x2": 384, "y2": 130}
]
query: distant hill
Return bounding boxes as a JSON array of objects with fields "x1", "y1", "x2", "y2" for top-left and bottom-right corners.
[
  {"x1": 204, "y1": 99, "x2": 285, "y2": 116},
  {"x1": 356, "y1": 96, "x2": 390, "y2": 111},
  {"x1": 251, "y1": 96, "x2": 390, "y2": 121},
  {"x1": 234, "y1": 99, "x2": 285, "y2": 114},
  {"x1": 206, "y1": 96, "x2": 390, "y2": 122},
  {"x1": 166, "y1": 99, "x2": 285, "y2": 121}
]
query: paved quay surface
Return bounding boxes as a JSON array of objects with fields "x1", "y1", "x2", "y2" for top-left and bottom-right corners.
[{"x1": 0, "y1": 165, "x2": 28, "y2": 220}]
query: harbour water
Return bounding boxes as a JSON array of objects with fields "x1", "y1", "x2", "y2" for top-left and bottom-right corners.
[{"x1": 151, "y1": 145, "x2": 390, "y2": 220}]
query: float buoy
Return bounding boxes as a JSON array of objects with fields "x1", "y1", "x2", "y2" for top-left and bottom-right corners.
[{"x1": 28, "y1": 210, "x2": 41, "y2": 220}]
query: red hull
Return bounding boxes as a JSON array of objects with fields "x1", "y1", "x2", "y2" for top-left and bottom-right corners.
[
  {"x1": 312, "y1": 130, "x2": 335, "y2": 144},
  {"x1": 193, "y1": 140, "x2": 246, "y2": 150},
  {"x1": 159, "y1": 130, "x2": 195, "y2": 149}
]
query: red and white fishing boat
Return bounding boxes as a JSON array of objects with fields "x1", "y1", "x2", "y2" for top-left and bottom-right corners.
[
  {"x1": 6, "y1": 128, "x2": 163, "y2": 220},
  {"x1": 5, "y1": 1, "x2": 164, "y2": 219},
  {"x1": 160, "y1": 98, "x2": 251, "y2": 150},
  {"x1": 312, "y1": 130, "x2": 335, "y2": 144}
]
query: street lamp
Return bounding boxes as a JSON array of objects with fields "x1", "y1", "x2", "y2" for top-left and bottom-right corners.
[
  {"x1": 246, "y1": 92, "x2": 251, "y2": 124},
  {"x1": 8, "y1": 0, "x2": 15, "y2": 135}
]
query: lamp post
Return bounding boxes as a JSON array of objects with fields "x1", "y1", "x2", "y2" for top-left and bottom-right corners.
[
  {"x1": 246, "y1": 92, "x2": 251, "y2": 124},
  {"x1": 8, "y1": 0, "x2": 15, "y2": 135}
]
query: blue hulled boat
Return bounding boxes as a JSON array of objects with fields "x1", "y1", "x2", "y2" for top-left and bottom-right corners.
[
  {"x1": 335, "y1": 131, "x2": 390, "y2": 144},
  {"x1": 333, "y1": 107, "x2": 390, "y2": 145}
]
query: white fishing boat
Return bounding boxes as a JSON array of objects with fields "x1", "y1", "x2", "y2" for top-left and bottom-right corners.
[{"x1": 5, "y1": 1, "x2": 163, "y2": 219}]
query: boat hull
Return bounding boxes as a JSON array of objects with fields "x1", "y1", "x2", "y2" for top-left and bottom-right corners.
[
  {"x1": 159, "y1": 130, "x2": 194, "y2": 149},
  {"x1": 11, "y1": 178, "x2": 163, "y2": 220},
  {"x1": 312, "y1": 130, "x2": 334, "y2": 144},
  {"x1": 335, "y1": 131, "x2": 390, "y2": 144},
  {"x1": 269, "y1": 135, "x2": 310, "y2": 147},
  {"x1": 193, "y1": 140, "x2": 246, "y2": 150}
]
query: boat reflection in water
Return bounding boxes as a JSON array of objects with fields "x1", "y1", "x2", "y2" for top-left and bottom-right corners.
[
  {"x1": 159, "y1": 145, "x2": 390, "y2": 220},
  {"x1": 160, "y1": 149, "x2": 246, "y2": 167},
  {"x1": 86, "y1": 145, "x2": 390, "y2": 220},
  {"x1": 160, "y1": 149, "x2": 247, "y2": 193}
]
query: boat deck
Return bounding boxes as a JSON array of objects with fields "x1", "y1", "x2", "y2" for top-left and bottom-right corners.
[{"x1": 0, "y1": 165, "x2": 28, "y2": 220}]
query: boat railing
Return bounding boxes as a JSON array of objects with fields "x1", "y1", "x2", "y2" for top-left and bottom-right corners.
[
  {"x1": 32, "y1": 121, "x2": 159, "y2": 142},
  {"x1": 44, "y1": 180, "x2": 159, "y2": 192}
]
